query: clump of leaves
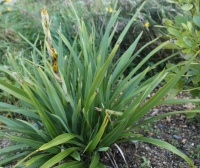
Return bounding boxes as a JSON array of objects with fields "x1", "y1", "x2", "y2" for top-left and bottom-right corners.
[
  {"x1": 163, "y1": 0, "x2": 200, "y2": 113},
  {"x1": 0, "y1": 1, "x2": 199, "y2": 167},
  {"x1": 165, "y1": 0, "x2": 200, "y2": 54}
]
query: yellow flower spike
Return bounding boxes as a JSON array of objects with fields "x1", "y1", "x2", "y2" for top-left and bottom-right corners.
[
  {"x1": 42, "y1": 8, "x2": 47, "y2": 15},
  {"x1": 144, "y1": 21, "x2": 150, "y2": 28},
  {"x1": 0, "y1": 12, "x2": 2, "y2": 15},
  {"x1": 53, "y1": 60, "x2": 58, "y2": 72},
  {"x1": 41, "y1": 7, "x2": 50, "y2": 26},
  {"x1": 51, "y1": 48, "x2": 58, "y2": 59},
  {"x1": 51, "y1": 47, "x2": 59, "y2": 72},
  {"x1": 5, "y1": 0, "x2": 10, "y2": 2},
  {"x1": 7, "y1": 7, "x2": 11, "y2": 11}
]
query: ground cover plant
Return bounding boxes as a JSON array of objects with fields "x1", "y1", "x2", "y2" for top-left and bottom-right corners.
[{"x1": 0, "y1": 0, "x2": 200, "y2": 167}]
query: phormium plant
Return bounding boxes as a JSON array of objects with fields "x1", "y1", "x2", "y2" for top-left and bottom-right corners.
[{"x1": 0, "y1": 1, "x2": 199, "y2": 167}]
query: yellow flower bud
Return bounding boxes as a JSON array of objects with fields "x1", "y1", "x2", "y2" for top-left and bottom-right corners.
[
  {"x1": 41, "y1": 8, "x2": 50, "y2": 29},
  {"x1": 144, "y1": 22, "x2": 150, "y2": 28},
  {"x1": 41, "y1": 8, "x2": 48, "y2": 15},
  {"x1": 106, "y1": 7, "x2": 113, "y2": 13},
  {"x1": 7, "y1": 7, "x2": 11, "y2": 11}
]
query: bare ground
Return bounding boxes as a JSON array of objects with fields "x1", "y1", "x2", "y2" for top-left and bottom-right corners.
[{"x1": 101, "y1": 94, "x2": 200, "y2": 168}]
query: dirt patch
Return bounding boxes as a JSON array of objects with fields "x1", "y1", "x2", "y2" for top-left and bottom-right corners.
[{"x1": 101, "y1": 99, "x2": 200, "y2": 168}]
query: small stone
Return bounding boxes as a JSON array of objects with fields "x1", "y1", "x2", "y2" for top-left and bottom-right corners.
[
  {"x1": 180, "y1": 125, "x2": 187, "y2": 128},
  {"x1": 131, "y1": 140, "x2": 138, "y2": 143},
  {"x1": 158, "y1": 124, "x2": 164, "y2": 129},
  {"x1": 192, "y1": 126, "x2": 196, "y2": 130},
  {"x1": 173, "y1": 135, "x2": 181, "y2": 140},
  {"x1": 182, "y1": 139, "x2": 187, "y2": 143}
]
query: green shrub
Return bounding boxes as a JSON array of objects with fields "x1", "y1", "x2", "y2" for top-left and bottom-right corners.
[
  {"x1": 163, "y1": 0, "x2": 200, "y2": 112},
  {"x1": 164, "y1": 0, "x2": 200, "y2": 54},
  {"x1": 0, "y1": 1, "x2": 199, "y2": 167}
]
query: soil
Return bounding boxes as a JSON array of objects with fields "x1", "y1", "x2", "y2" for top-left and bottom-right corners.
[{"x1": 101, "y1": 93, "x2": 200, "y2": 168}]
